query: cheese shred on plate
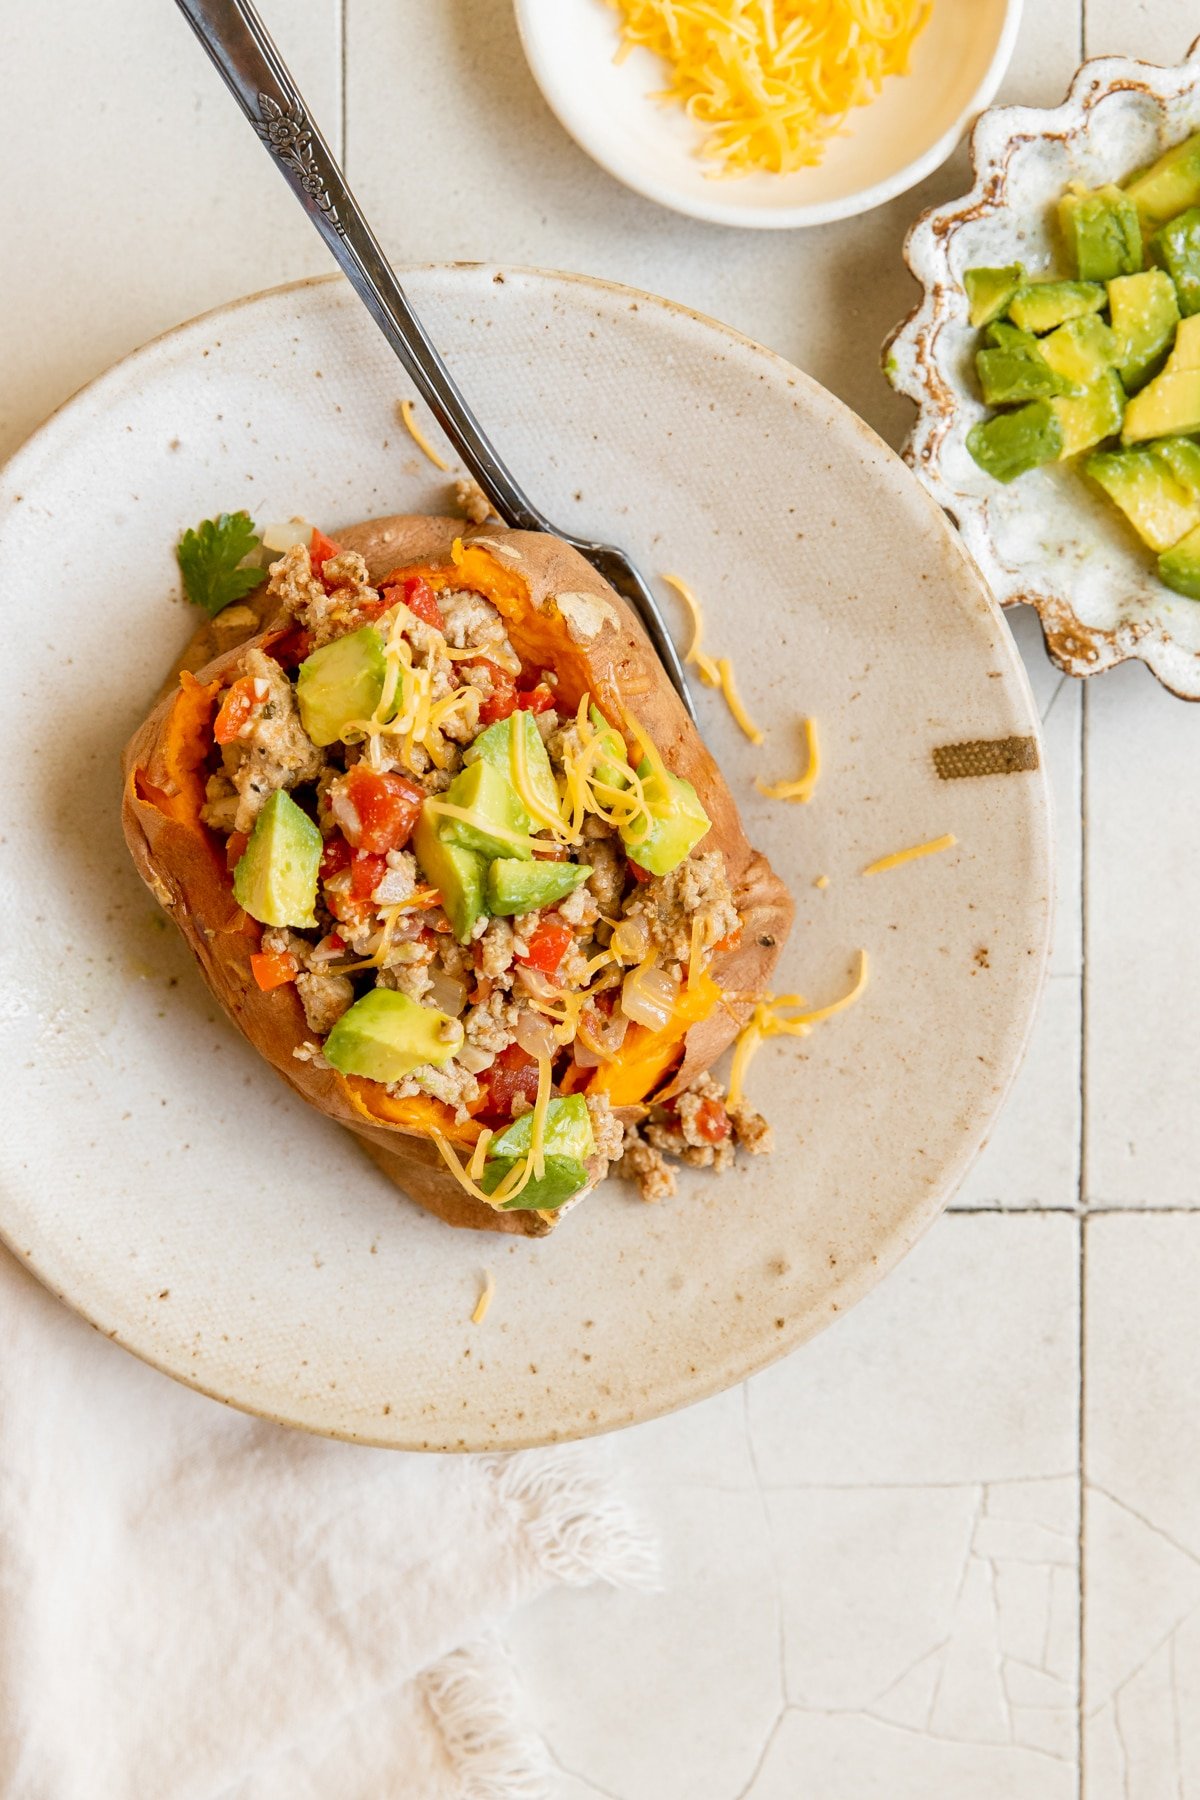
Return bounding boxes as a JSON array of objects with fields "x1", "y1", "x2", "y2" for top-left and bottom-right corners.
[
  {"x1": 606, "y1": 0, "x2": 932, "y2": 177},
  {"x1": 756, "y1": 716, "x2": 820, "y2": 804},
  {"x1": 471, "y1": 1270, "x2": 496, "y2": 1325},
  {"x1": 399, "y1": 398, "x2": 450, "y2": 472},
  {"x1": 661, "y1": 573, "x2": 763, "y2": 744},
  {"x1": 727, "y1": 949, "x2": 869, "y2": 1107},
  {"x1": 862, "y1": 832, "x2": 957, "y2": 876}
]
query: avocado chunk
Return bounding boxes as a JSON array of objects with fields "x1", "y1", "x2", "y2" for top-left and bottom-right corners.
[
  {"x1": 1152, "y1": 434, "x2": 1200, "y2": 496},
  {"x1": 1108, "y1": 270, "x2": 1180, "y2": 391},
  {"x1": 1163, "y1": 313, "x2": 1200, "y2": 372},
  {"x1": 482, "y1": 1155, "x2": 590, "y2": 1211},
  {"x1": 1152, "y1": 206, "x2": 1200, "y2": 317},
  {"x1": 1159, "y1": 522, "x2": 1200, "y2": 597},
  {"x1": 412, "y1": 810, "x2": 487, "y2": 943},
  {"x1": 324, "y1": 989, "x2": 463, "y2": 1082},
  {"x1": 1050, "y1": 369, "x2": 1126, "y2": 458},
  {"x1": 1058, "y1": 183, "x2": 1143, "y2": 282},
  {"x1": 487, "y1": 857, "x2": 592, "y2": 916},
  {"x1": 1085, "y1": 448, "x2": 1200, "y2": 551},
  {"x1": 976, "y1": 342, "x2": 1071, "y2": 406},
  {"x1": 437, "y1": 759, "x2": 532, "y2": 862},
  {"x1": 1125, "y1": 132, "x2": 1200, "y2": 231},
  {"x1": 963, "y1": 264, "x2": 1025, "y2": 328},
  {"x1": 966, "y1": 400, "x2": 1064, "y2": 483},
  {"x1": 464, "y1": 711, "x2": 559, "y2": 827},
  {"x1": 1039, "y1": 315, "x2": 1117, "y2": 386},
  {"x1": 622, "y1": 759, "x2": 711, "y2": 875},
  {"x1": 296, "y1": 626, "x2": 391, "y2": 748},
  {"x1": 1007, "y1": 280, "x2": 1106, "y2": 335},
  {"x1": 232, "y1": 790, "x2": 321, "y2": 928},
  {"x1": 488, "y1": 1094, "x2": 596, "y2": 1163},
  {"x1": 1122, "y1": 372, "x2": 1200, "y2": 444}
]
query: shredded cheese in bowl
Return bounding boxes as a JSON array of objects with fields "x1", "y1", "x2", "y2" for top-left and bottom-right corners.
[{"x1": 607, "y1": 0, "x2": 932, "y2": 178}]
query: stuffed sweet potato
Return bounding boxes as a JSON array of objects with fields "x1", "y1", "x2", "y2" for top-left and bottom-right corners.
[{"x1": 122, "y1": 515, "x2": 793, "y2": 1235}]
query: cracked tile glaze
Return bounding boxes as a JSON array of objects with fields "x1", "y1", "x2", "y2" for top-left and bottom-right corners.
[
  {"x1": 0, "y1": 270, "x2": 1050, "y2": 1449},
  {"x1": 886, "y1": 38, "x2": 1200, "y2": 700}
]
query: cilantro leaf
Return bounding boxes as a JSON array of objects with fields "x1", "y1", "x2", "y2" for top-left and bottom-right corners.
[{"x1": 176, "y1": 511, "x2": 267, "y2": 617}]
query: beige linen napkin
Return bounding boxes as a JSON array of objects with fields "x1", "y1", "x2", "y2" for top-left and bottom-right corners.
[{"x1": 0, "y1": 1255, "x2": 656, "y2": 1799}]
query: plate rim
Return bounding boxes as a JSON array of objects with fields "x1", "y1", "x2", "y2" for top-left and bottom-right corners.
[{"x1": 0, "y1": 266, "x2": 1053, "y2": 1449}]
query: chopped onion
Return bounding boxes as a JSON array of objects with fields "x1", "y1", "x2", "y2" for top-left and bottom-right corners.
[
  {"x1": 611, "y1": 918, "x2": 650, "y2": 964},
  {"x1": 620, "y1": 960, "x2": 679, "y2": 1033},
  {"x1": 328, "y1": 783, "x2": 363, "y2": 847},
  {"x1": 457, "y1": 1044, "x2": 496, "y2": 1075},
  {"x1": 426, "y1": 969, "x2": 468, "y2": 1017},
  {"x1": 515, "y1": 1008, "x2": 558, "y2": 1062},
  {"x1": 260, "y1": 519, "x2": 313, "y2": 553},
  {"x1": 514, "y1": 966, "x2": 559, "y2": 1003}
]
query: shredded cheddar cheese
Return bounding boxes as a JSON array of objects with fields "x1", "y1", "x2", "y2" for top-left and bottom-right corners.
[
  {"x1": 471, "y1": 1270, "x2": 496, "y2": 1325},
  {"x1": 727, "y1": 950, "x2": 869, "y2": 1108},
  {"x1": 862, "y1": 833, "x2": 957, "y2": 877},
  {"x1": 661, "y1": 573, "x2": 763, "y2": 743},
  {"x1": 813, "y1": 874, "x2": 830, "y2": 890},
  {"x1": 400, "y1": 399, "x2": 450, "y2": 471},
  {"x1": 607, "y1": 0, "x2": 932, "y2": 178},
  {"x1": 433, "y1": 1053, "x2": 555, "y2": 1209},
  {"x1": 756, "y1": 716, "x2": 820, "y2": 804},
  {"x1": 715, "y1": 658, "x2": 764, "y2": 745}
]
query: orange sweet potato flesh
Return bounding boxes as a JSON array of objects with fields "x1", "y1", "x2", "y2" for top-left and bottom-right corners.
[{"x1": 121, "y1": 516, "x2": 793, "y2": 1236}]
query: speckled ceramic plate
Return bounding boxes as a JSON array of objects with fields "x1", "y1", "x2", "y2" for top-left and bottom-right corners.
[{"x1": 0, "y1": 269, "x2": 1051, "y2": 1450}]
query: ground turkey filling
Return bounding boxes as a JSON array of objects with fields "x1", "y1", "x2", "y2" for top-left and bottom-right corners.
[{"x1": 200, "y1": 540, "x2": 771, "y2": 1200}]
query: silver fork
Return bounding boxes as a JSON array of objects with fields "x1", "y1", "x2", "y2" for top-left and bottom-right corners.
[{"x1": 172, "y1": 0, "x2": 697, "y2": 723}]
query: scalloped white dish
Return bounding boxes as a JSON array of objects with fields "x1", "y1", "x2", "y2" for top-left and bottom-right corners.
[
  {"x1": 886, "y1": 38, "x2": 1200, "y2": 698},
  {"x1": 0, "y1": 270, "x2": 1050, "y2": 1450}
]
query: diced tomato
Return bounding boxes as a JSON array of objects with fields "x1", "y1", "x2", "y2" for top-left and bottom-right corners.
[
  {"x1": 463, "y1": 659, "x2": 518, "y2": 725},
  {"x1": 309, "y1": 528, "x2": 342, "y2": 585},
  {"x1": 480, "y1": 1044, "x2": 541, "y2": 1122},
  {"x1": 249, "y1": 951, "x2": 298, "y2": 992},
  {"x1": 339, "y1": 766, "x2": 424, "y2": 855},
  {"x1": 627, "y1": 859, "x2": 652, "y2": 885},
  {"x1": 319, "y1": 834, "x2": 353, "y2": 882},
  {"x1": 213, "y1": 675, "x2": 267, "y2": 745},
  {"x1": 518, "y1": 914, "x2": 573, "y2": 975},
  {"x1": 226, "y1": 830, "x2": 249, "y2": 872},
  {"x1": 379, "y1": 572, "x2": 444, "y2": 630},
  {"x1": 516, "y1": 683, "x2": 555, "y2": 715},
  {"x1": 266, "y1": 624, "x2": 312, "y2": 668},
  {"x1": 693, "y1": 1097, "x2": 731, "y2": 1144},
  {"x1": 349, "y1": 850, "x2": 388, "y2": 903}
]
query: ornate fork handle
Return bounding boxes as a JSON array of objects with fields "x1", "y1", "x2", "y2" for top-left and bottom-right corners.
[{"x1": 172, "y1": 0, "x2": 696, "y2": 719}]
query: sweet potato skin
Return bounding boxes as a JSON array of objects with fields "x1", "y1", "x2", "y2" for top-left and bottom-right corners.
[{"x1": 122, "y1": 516, "x2": 793, "y2": 1235}]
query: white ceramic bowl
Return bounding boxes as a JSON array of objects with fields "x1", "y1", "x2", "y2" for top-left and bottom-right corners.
[
  {"x1": 513, "y1": 0, "x2": 1022, "y2": 230},
  {"x1": 886, "y1": 39, "x2": 1200, "y2": 698}
]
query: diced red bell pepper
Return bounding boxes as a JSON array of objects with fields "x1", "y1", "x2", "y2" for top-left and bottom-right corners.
[
  {"x1": 693, "y1": 1097, "x2": 731, "y2": 1144},
  {"x1": 516, "y1": 682, "x2": 555, "y2": 714},
  {"x1": 349, "y1": 850, "x2": 388, "y2": 903},
  {"x1": 627, "y1": 859, "x2": 652, "y2": 885},
  {"x1": 480, "y1": 1044, "x2": 541, "y2": 1122},
  {"x1": 518, "y1": 914, "x2": 573, "y2": 975},
  {"x1": 213, "y1": 675, "x2": 267, "y2": 745},
  {"x1": 249, "y1": 951, "x2": 299, "y2": 992},
  {"x1": 340, "y1": 766, "x2": 424, "y2": 855}
]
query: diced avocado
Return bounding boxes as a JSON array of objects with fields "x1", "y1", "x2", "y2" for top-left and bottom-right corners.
[
  {"x1": 622, "y1": 759, "x2": 711, "y2": 875},
  {"x1": 1050, "y1": 369, "x2": 1126, "y2": 458},
  {"x1": 1159, "y1": 522, "x2": 1200, "y2": 597},
  {"x1": 963, "y1": 263, "x2": 1025, "y2": 328},
  {"x1": 438, "y1": 759, "x2": 532, "y2": 862},
  {"x1": 296, "y1": 626, "x2": 391, "y2": 748},
  {"x1": 482, "y1": 1155, "x2": 590, "y2": 1211},
  {"x1": 976, "y1": 345, "x2": 1071, "y2": 406},
  {"x1": 1007, "y1": 281, "x2": 1106, "y2": 335},
  {"x1": 1153, "y1": 435, "x2": 1200, "y2": 496},
  {"x1": 1162, "y1": 313, "x2": 1200, "y2": 372},
  {"x1": 1108, "y1": 270, "x2": 1180, "y2": 390},
  {"x1": 1085, "y1": 448, "x2": 1200, "y2": 551},
  {"x1": 486, "y1": 857, "x2": 592, "y2": 916},
  {"x1": 1125, "y1": 131, "x2": 1200, "y2": 231},
  {"x1": 966, "y1": 400, "x2": 1064, "y2": 483},
  {"x1": 1039, "y1": 315, "x2": 1117, "y2": 386},
  {"x1": 412, "y1": 809, "x2": 487, "y2": 943},
  {"x1": 589, "y1": 705, "x2": 634, "y2": 793},
  {"x1": 985, "y1": 320, "x2": 1039, "y2": 351},
  {"x1": 1058, "y1": 183, "x2": 1143, "y2": 282},
  {"x1": 324, "y1": 989, "x2": 462, "y2": 1082},
  {"x1": 232, "y1": 790, "x2": 321, "y2": 928},
  {"x1": 465, "y1": 711, "x2": 558, "y2": 827},
  {"x1": 1152, "y1": 206, "x2": 1200, "y2": 316},
  {"x1": 1122, "y1": 371, "x2": 1200, "y2": 443},
  {"x1": 488, "y1": 1094, "x2": 596, "y2": 1163}
]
